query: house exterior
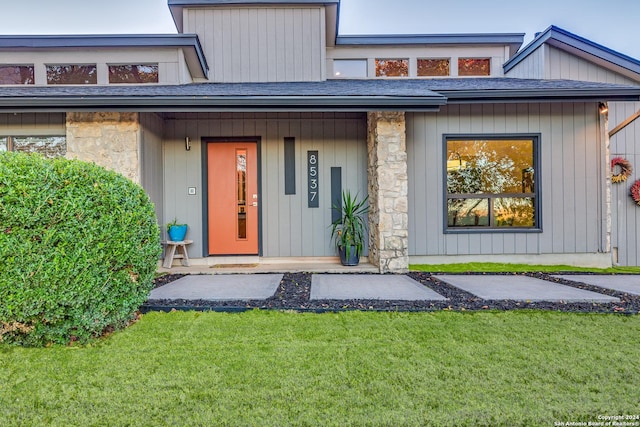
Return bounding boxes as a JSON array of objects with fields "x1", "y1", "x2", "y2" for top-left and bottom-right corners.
[{"x1": 1, "y1": 0, "x2": 640, "y2": 272}]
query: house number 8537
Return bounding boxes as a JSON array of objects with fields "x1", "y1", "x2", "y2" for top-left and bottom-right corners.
[{"x1": 308, "y1": 151, "x2": 319, "y2": 208}]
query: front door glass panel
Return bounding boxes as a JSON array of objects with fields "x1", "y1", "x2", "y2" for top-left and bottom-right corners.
[{"x1": 237, "y1": 149, "x2": 247, "y2": 239}]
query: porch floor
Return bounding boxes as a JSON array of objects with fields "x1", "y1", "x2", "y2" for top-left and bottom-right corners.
[{"x1": 158, "y1": 257, "x2": 379, "y2": 274}]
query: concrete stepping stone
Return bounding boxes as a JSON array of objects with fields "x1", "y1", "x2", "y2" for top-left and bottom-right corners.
[
  {"x1": 436, "y1": 275, "x2": 619, "y2": 303},
  {"x1": 553, "y1": 275, "x2": 640, "y2": 296},
  {"x1": 149, "y1": 274, "x2": 283, "y2": 301},
  {"x1": 310, "y1": 274, "x2": 447, "y2": 301}
]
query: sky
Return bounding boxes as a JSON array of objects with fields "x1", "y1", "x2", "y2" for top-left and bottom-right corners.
[{"x1": 2, "y1": 0, "x2": 640, "y2": 60}]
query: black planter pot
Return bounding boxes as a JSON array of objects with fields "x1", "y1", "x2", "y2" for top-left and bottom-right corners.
[{"x1": 339, "y1": 245, "x2": 360, "y2": 266}]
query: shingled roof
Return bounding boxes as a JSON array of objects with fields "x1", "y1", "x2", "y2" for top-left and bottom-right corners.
[{"x1": 0, "y1": 78, "x2": 638, "y2": 111}]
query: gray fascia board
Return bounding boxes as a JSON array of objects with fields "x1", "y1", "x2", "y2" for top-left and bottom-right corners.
[
  {"x1": 504, "y1": 25, "x2": 640, "y2": 75},
  {"x1": 0, "y1": 34, "x2": 192, "y2": 49},
  {"x1": 0, "y1": 95, "x2": 446, "y2": 110},
  {"x1": 440, "y1": 88, "x2": 640, "y2": 103},
  {"x1": 168, "y1": 0, "x2": 338, "y2": 4},
  {"x1": 0, "y1": 34, "x2": 209, "y2": 77},
  {"x1": 337, "y1": 33, "x2": 524, "y2": 48},
  {"x1": 0, "y1": 106, "x2": 439, "y2": 113}
]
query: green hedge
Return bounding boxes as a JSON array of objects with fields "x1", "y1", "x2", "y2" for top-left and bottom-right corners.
[{"x1": 0, "y1": 152, "x2": 161, "y2": 346}]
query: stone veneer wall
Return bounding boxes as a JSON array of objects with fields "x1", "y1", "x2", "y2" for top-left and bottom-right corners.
[
  {"x1": 367, "y1": 111, "x2": 409, "y2": 273},
  {"x1": 65, "y1": 112, "x2": 141, "y2": 183}
]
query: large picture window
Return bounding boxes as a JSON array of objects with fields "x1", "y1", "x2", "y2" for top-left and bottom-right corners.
[{"x1": 445, "y1": 135, "x2": 540, "y2": 231}]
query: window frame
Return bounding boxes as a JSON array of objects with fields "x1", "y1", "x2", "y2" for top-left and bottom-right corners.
[
  {"x1": 332, "y1": 59, "x2": 368, "y2": 78},
  {"x1": 417, "y1": 58, "x2": 450, "y2": 77},
  {"x1": 375, "y1": 58, "x2": 409, "y2": 77},
  {"x1": 46, "y1": 64, "x2": 98, "y2": 85},
  {"x1": 457, "y1": 57, "x2": 491, "y2": 76},
  {"x1": 0, "y1": 135, "x2": 67, "y2": 158},
  {"x1": 108, "y1": 63, "x2": 159, "y2": 84},
  {"x1": 442, "y1": 133, "x2": 542, "y2": 233},
  {"x1": 0, "y1": 65, "x2": 35, "y2": 85}
]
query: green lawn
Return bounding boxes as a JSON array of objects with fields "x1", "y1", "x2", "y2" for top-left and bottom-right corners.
[
  {"x1": 411, "y1": 262, "x2": 640, "y2": 273},
  {"x1": 1, "y1": 311, "x2": 639, "y2": 426}
]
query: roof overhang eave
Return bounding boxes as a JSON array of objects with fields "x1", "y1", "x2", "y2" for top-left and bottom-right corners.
[
  {"x1": 0, "y1": 95, "x2": 447, "y2": 112},
  {"x1": 440, "y1": 89, "x2": 640, "y2": 103}
]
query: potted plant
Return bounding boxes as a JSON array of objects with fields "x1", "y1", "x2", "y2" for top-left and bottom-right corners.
[
  {"x1": 330, "y1": 190, "x2": 368, "y2": 266},
  {"x1": 167, "y1": 218, "x2": 188, "y2": 242}
]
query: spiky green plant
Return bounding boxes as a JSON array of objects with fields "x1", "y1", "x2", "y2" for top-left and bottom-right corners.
[{"x1": 330, "y1": 190, "x2": 368, "y2": 261}]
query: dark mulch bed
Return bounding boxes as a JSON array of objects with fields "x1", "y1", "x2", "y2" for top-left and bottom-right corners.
[{"x1": 143, "y1": 272, "x2": 640, "y2": 314}]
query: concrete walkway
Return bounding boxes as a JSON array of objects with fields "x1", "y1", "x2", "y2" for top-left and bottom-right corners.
[
  {"x1": 149, "y1": 273, "x2": 626, "y2": 303},
  {"x1": 150, "y1": 274, "x2": 283, "y2": 301},
  {"x1": 436, "y1": 275, "x2": 619, "y2": 303},
  {"x1": 310, "y1": 274, "x2": 446, "y2": 301},
  {"x1": 553, "y1": 275, "x2": 640, "y2": 296}
]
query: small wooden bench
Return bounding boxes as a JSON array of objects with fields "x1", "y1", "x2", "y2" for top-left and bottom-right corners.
[{"x1": 162, "y1": 240, "x2": 193, "y2": 269}]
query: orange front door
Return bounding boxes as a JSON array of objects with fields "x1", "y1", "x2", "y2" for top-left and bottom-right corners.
[{"x1": 207, "y1": 142, "x2": 259, "y2": 255}]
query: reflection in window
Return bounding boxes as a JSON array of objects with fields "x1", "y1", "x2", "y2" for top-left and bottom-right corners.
[
  {"x1": 333, "y1": 59, "x2": 367, "y2": 78},
  {"x1": 417, "y1": 59, "x2": 450, "y2": 77},
  {"x1": 109, "y1": 64, "x2": 159, "y2": 84},
  {"x1": 46, "y1": 65, "x2": 97, "y2": 85},
  {"x1": 446, "y1": 137, "x2": 538, "y2": 230},
  {"x1": 237, "y1": 150, "x2": 247, "y2": 240},
  {"x1": 375, "y1": 59, "x2": 408, "y2": 77},
  {"x1": 0, "y1": 65, "x2": 34, "y2": 85},
  {"x1": 0, "y1": 136, "x2": 66, "y2": 158},
  {"x1": 458, "y1": 58, "x2": 491, "y2": 76}
]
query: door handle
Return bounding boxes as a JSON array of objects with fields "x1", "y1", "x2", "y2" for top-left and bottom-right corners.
[{"x1": 252, "y1": 202, "x2": 258, "y2": 207}]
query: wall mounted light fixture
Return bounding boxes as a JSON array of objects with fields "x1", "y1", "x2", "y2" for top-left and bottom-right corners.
[
  {"x1": 185, "y1": 136, "x2": 191, "y2": 151},
  {"x1": 599, "y1": 102, "x2": 609, "y2": 115}
]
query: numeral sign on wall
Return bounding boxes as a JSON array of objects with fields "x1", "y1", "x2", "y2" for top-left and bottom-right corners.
[{"x1": 307, "y1": 151, "x2": 319, "y2": 208}]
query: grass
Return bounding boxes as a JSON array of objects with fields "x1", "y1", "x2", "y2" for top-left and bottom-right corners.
[
  {"x1": 411, "y1": 262, "x2": 640, "y2": 273},
  {"x1": 1, "y1": 311, "x2": 639, "y2": 426}
]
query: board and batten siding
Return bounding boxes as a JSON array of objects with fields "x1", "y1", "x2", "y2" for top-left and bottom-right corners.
[
  {"x1": 140, "y1": 113, "x2": 165, "y2": 236},
  {"x1": 610, "y1": 101, "x2": 640, "y2": 265},
  {"x1": 504, "y1": 45, "x2": 547, "y2": 79},
  {"x1": 163, "y1": 113, "x2": 367, "y2": 258},
  {"x1": 407, "y1": 103, "x2": 604, "y2": 257},
  {"x1": 547, "y1": 46, "x2": 639, "y2": 84},
  {"x1": 184, "y1": 7, "x2": 325, "y2": 82},
  {"x1": 0, "y1": 113, "x2": 65, "y2": 135},
  {"x1": 505, "y1": 45, "x2": 639, "y2": 86}
]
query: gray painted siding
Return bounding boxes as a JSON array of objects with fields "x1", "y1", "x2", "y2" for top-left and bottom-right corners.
[
  {"x1": 185, "y1": 7, "x2": 325, "y2": 82},
  {"x1": 506, "y1": 45, "x2": 638, "y2": 85},
  {"x1": 0, "y1": 113, "x2": 65, "y2": 135},
  {"x1": 610, "y1": 101, "x2": 640, "y2": 265},
  {"x1": 547, "y1": 46, "x2": 638, "y2": 84},
  {"x1": 407, "y1": 103, "x2": 603, "y2": 257},
  {"x1": 163, "y1": 113, "x2": 367, "y2": 257},
  {"x1": 140, "y1": 113, "x2": 165, "y2": 236},
  {"x1": 504, "y1": 45, "x2": 546, "y2": 79}
]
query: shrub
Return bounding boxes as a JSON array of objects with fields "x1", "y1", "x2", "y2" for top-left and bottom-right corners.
[{"x1": 0, "y1": 152, "x2": 161, "y2": 346}]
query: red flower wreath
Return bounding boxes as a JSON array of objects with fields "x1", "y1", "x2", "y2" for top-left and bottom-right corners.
[
  {"x1": 611, "y1": 157, "x2": 633, "y2": 183},
  {"x1": 631, "y1": 180, "x2": 640, "y2": 206}
]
